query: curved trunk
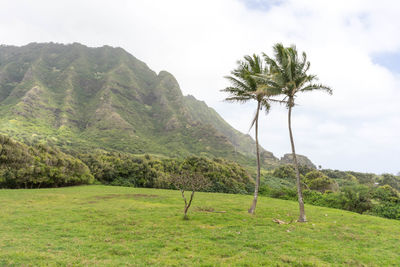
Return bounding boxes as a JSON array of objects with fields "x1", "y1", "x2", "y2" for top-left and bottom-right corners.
[
  {"x1": 248, "y1": 101, "x2": 261, "y2": 214},
  {"x1": 288, "y1": 102, "x2": 307, "y2": 222}
]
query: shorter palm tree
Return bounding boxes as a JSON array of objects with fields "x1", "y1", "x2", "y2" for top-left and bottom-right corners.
[{"x1": 222, "y1": 54, "x2": 279, "y2": 214}]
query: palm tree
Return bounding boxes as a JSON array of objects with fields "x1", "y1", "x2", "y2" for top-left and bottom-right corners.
[
  {"x1": 264, "y1": 43, "x2": 332, "y2": 222},
  {"x1": 222, "y1": 54, "x2": 278, "y2": 214}
]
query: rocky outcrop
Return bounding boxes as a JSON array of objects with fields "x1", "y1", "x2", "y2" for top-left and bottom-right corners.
[{"x1": 280, "y1": 153, "x2": 316, "y2": 169}]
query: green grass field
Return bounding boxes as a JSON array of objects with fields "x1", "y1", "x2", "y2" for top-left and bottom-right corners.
[{"x1": 0, "y1": 185, "x2": 399, "y2": 266}]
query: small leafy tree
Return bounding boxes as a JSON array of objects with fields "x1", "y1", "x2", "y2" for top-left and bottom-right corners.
[{"x1": 170, "y1": 170, "x2": 211, "y2": 219}]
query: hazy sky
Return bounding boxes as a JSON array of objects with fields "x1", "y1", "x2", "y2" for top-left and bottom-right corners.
[{"x1": 1, "y1": 0, "x2": 399, "y2": 173}]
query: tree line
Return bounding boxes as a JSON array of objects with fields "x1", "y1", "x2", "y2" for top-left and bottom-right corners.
[
  {"x1": 0, "y1": 135, "x2": 253, "y2": 194},
  {"x1": 1, "y1": 132, "x2": 399, "y2": 220},
  {"x1": 260, "y1": 164, "x2": 400, "y2": 220}
]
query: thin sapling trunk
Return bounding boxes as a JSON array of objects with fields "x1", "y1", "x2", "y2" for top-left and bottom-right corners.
[
  {"x1": 171, "y1": 171, "x2": 211, "y2": 220},
  {"x1": 181, "y1": 190, "x2": 195, "y2": 220}
]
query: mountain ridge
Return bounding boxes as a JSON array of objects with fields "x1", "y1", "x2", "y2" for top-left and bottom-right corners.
[{"x1": 0, "y1": 42, "x2": 312, "y2": 168}]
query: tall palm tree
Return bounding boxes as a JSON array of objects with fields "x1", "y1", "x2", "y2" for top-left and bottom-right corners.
[
  {"x1": 264, "y1": 43, "x2": 332, "y2": 222},
  {"x1": 222, "y1": 54, "x2": 278, "y2": 214}
]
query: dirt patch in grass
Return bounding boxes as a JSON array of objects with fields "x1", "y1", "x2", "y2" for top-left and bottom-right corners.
[
  {"x1": 94, "y1": 193, "x2": 159, "y2": 200},
  {"x1": 84, "y1": 193, "x2": 160, "y2": 204},
  {"x1": 195, "y1": 206, "x2": 215, "y2": 212},
  {"x1": 195, "y1": 207, "x2": 226, "y2": 213}
]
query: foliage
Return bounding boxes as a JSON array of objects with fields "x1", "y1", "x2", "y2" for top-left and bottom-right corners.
[
  {"x1": 371, "y1": 202, "x2": 400, "y2": 220},
  {"x1": 304, "y1": 170, "x2": 337, "y2": 193},
  {"x1": 78, "y1": 152, "x2": 253, "y2": 194},
  {"x1": 260, "y1": 165, "x2": 400, "y2": 220},
  {"x1": 272, "y1": 164, "x2": 296, "y2": 180},
  {"x1": 373, "y1": 184, "x2": 400, "y2": 203},
  {"x1": 0, "y1": 132, "x2": 253, "y2": 194},
  {"x1": 0, "y1": 134, "x2": 93, "y2": 188},
  {"x1": 260, "y1": 177, "x2": 400, "y2": 220},
  {"x1": 177, "y1": 156, "x2": 254, "y2": 194},
  {"x1": 340, "y1": 185, "x2": 374, "y2": 214},
  {"x1": 321, "y1": 169, "x2": 380, "y2": 187},
  {"x1": 78, "y1": 151, "x2": 166, "y2": 188},
  {"x1": 0, "y1": 133, "x2": 253, "y2": 194},
  {"x1": 379, "y1": 173, "x2": 400, "y2": 191}
]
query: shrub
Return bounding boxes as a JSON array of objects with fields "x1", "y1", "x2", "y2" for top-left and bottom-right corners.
[
  {"x1": 373, "y1": 185, "x2": 400, "y2": 203},
  {"x1": 304, "y1": 170, "x2": 337, "y2": 193},
  {"x1": 0, "y1": 135, "x2": 93, "y2": 188},
  {"x1": 79, "y1": 153, "x2": 253, "y2": 194},
  {"x1": 379, "y1": 174, "x2": 400, "y2": 191},
  {"x1": 371, "y1": 203, "x2": 400, "y2": 220}
]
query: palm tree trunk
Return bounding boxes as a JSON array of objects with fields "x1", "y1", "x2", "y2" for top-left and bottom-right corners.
[
  {"x1": 248, "y1": 101, "x2": 261, "y2": 214},
  {"x1": 288, "y1": 103, "x2": 307, "y2": 222}
]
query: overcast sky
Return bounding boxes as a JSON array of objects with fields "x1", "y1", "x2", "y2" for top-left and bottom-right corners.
[{"x1": 1, "y1": 0, "x2": 399, "y2": 174}]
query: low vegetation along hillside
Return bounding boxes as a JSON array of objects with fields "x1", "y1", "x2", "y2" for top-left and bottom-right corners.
[
  {"x1": 2, "y1": 133, "x2": 399, "y2": 220},
  {"x1": 0, "y1": 185, "x2": 399, "y2": 266}
]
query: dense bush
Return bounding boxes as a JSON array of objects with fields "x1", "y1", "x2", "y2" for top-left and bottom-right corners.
[
  {"x1": 373, "y1": 185, "x2": 400, "y2": 203},
  {"x1": 379, "y1": 174, "x2": 400, "y2": 191},
  {"x1": 304, "y1": 170, "x2": 337, "y2": 193},
  {"x1": 179, "y1": 157, "x2": 253, "y2": 194},
  {"x1": 272, "y1": 165, "x2": 296, "y2": 180},
  {"x1": 78, "y1": 152, "x2": 253, "y2": 194},
  {"x1": 78, "y1": 151, "x2": 168, "y2": 188},
  {"x1": 0, "y1": 135, "x2": 93, "y2": 188},
  {"x1": 371, "y1": 202, "x2": 400, "y2": 220},
  {"x1": 261, "y1": 167, "x2": 400, "y2": 220},
  {"x1": 2, "y1": 134, "x2": 399, "y2": 221},
  {"x1": 0, "y1": 135, "x2": 253, "y2": 193},
  {"x1": 322, "y1": 169, "x2": 378, "y2": 185},
  {"x1": 261, "y1": 184, "x2": 400, "y2": 219}
]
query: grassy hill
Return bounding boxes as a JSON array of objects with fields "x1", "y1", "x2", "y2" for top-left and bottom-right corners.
[{"x1": 0, "y1": 185, "x2": 399, "y2": 266}]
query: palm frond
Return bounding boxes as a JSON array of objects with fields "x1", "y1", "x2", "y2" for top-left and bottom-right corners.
[
  {"x1": 223, "y1": 76, "x2": 252, "y2": 92},
  {"x1": 300, "y1": 84, "x2": 332, "y2": 95},
  {"x1": 260, "y1": 99, "x2": 271, "y2": 115},
  {"x1": 224, "y1": 96, "x2": 254, "y2": 103}
]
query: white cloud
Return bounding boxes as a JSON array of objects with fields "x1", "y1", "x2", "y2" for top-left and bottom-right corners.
[{"x1": 0, "y1": 0, "x2": 399, "y2": 173}]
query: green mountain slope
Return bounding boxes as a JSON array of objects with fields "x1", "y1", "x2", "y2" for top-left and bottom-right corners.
[
  {"x1": 0, "y1": 42, "x2": 304, "y2": 167},
  {"x1": 0, "y1": 43, "x2": 275, "y2": 164}
]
